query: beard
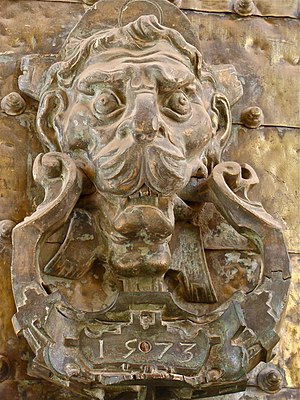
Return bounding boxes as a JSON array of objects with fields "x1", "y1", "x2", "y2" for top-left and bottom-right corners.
[{"x1": 92, "y1": 133, "x2": 189, "y2": 196}]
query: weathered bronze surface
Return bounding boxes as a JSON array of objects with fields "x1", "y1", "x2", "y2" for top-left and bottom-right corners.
[
  {"x1": 0, "y1": 0, "x2": 299, "y2": 399},
  {"x1": 183, "y1": 0, "x2": 300, "y2": 18}
]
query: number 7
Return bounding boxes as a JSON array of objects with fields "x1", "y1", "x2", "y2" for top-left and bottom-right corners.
[{"x1": 155, "y1": 342, "x2": 173, "y2": 360}]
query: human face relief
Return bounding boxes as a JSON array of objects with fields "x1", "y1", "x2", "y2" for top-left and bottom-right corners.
[{"x1": 65, "y1": 41, "x2": 213, "y2": 200}]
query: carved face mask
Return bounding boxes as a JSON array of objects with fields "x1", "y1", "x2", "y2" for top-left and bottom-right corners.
[
  {"x1": 54, "y1": 41, "x2": 216, "y2": 278},
  {"x1": 36, "y1": 16, "x2": 232, "y2": 279},
  {"x1": 63, "y1": 41, "x2": 214, "y2": 198}
]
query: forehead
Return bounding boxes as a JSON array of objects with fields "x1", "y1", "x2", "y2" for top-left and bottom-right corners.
[{"x1": 76, "y1": 41, "x2": 197, "y2": 91}]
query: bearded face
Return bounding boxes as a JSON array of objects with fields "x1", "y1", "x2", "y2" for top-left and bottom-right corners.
[
  {"x1": 55, "y1": 41, "x2": 217, "y2": 279},
  {"x1": 63, "y1": 42, "x2": 213, "y2": 194}
]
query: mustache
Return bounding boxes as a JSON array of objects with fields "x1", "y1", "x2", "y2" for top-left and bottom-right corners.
[{"x1": 93, "y1": 135, "x2": 189, "y2": 195}]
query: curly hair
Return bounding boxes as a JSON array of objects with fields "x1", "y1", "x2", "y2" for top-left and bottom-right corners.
[
  {"x1": 37, "y1": 14, "x2": 219, "y2": 155},
  {"x1": 41, "y1": 15, "x2": 206, "y2": 94}
]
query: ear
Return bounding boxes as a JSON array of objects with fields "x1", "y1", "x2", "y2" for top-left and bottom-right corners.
[
  {"x1": 36, "y1": 90, "x2": 68, "y2": 152},
  {"x1": 211, "y1": 93, "x2": 232, "y2": 148},
  {"x1": 206, "y1": 92, "x2": 232, "y2": 171}
]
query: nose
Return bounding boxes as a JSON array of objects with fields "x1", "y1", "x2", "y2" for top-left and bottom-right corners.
[{"x1": 132, "y1": 92, "x2": 162, "y2": 144}]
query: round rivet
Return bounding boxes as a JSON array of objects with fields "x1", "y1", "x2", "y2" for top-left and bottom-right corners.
[
  {"x1": 138, "y1": 341, "x2": 152, "y2": 353},
  {"x1": 234, "y1": 0, "x2": 255, "y2": 16},
  {"x1": 0, "y1": 220, "x2": 16, "y2": 241},
  {"x1": 1, "y1": 92, "x2": 26, "y2": 116},
  {"x1": 257, "y1": 366, "x2": 283, "y2": 393},
  {"x1": 241, "y1": 106, "x2": 264, "y2": 128},
  {"x1": 0, "y1": 355, "x2": 11, "y2": 382}
]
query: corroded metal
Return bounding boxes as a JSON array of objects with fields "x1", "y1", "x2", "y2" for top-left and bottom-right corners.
[
  {"x1": 183, "y1": 0, "x2": 300, "y2": 18},
  {"x1": 0, "y1": 92, "x2": 26, "y2": 116},
  {"x1": 0, "y1": 0, "x2": 298, "y2": 399},
  {"x1": 0, "y1": 220, "x2": 16, "y2": 242},
  {"x1": 224, "y1": 127, "x2": 300, "y2": 253},
  {"x1": 6, "y1": 1, "x2": 292, "y2": 399},
  {"x1": 0, "y1": 355, "x2": 11, "y2": 382},
  {"x1": 240, "y1": 106, "x2": 264, "y2": 129},
  {"x1": 233, "y1": 0, "x2": 256, "y2": 16},
  {"x1": 187, "y1": 13, "x2": 300, "y2": 128},
  {"x1": 257, "y1": 366, "x2": 284, "y2": 394}
]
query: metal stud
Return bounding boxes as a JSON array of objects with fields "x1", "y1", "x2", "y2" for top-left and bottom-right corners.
[
  {"x1": 234, "y1": 0, "x2": 255, "y2": 16},
  {"x1": 257, "y1": 366, "x2": 284, "y2": 393},
  {"x1": 1, "y1": 92, "x2": 26, "y2": 116},
  {"x1": 241, "y1": 106, "x2": 264, "y2": 128}
]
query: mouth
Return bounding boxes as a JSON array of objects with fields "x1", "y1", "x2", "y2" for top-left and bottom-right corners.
[
  {"x1": 110, "y1": 184, "x2": 174, "y2": 242},
  {"x1": 126, "y1": 184, "x2": 169, "y2": 209}
]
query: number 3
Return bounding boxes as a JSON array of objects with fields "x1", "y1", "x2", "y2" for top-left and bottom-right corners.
[{"x1": 180, "y1": 343, "x2": 196, "y2": 362}]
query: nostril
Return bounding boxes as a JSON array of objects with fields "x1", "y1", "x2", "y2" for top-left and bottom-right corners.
[
  {"x1": 135, "y1": 132, "x2": 146, "y2": 142},
  {"x1": 146, "y1": 133, "x2": 155, "y2": 141},
  {"x1": 133, "y1": 124, "x2": 165, "y2": 143},
  {"x1": 158, "y1": 125, "x2": 165, "y2": 136}
]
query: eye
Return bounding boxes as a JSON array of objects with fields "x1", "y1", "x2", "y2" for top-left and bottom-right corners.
[
  {"x1": 167, "y1": 92, "x2": 190, "y2": 114},
  {"x1": 162, "y1": 91, "x2": 192, "y2": 121},
  {"x1": 93, "y1": 90, "x2": 123, "y2": 117}
]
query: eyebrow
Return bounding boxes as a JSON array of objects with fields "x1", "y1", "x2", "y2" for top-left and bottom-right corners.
[
  {"x1": 77, "y1": 64, "x2": 196, "y2": 95},
  {"x1": 77, "y1": 70, "x2": 125, "y2": 94},
  {"x1": 157, "y1": 68, "x2": 196, "y2": 92}
]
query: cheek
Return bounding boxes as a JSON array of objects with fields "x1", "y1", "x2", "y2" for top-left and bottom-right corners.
[
  {"x1": 179, "y1": 110, "x2": 213, "y2": 157},
  {"x1": 62, "y1": 103, "x2": 113, "y2": 151},
  {"x1": 63, "y1": 104, "x2": 91, "y2": 150}
]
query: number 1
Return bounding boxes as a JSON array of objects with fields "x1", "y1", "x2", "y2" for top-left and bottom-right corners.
[{"x1": 99, "y1": 339, "x2": 104, "y2": 358}]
